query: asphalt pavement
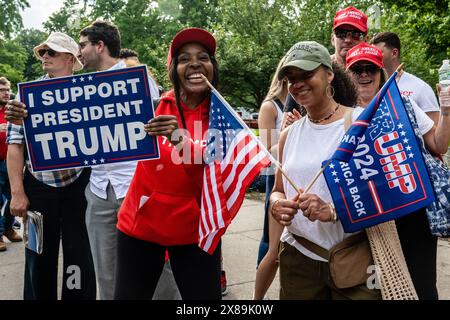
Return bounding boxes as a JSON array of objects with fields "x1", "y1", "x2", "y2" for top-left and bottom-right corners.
[{"x1": 1, "y1": 193, "x2": 449, "y2": 300}]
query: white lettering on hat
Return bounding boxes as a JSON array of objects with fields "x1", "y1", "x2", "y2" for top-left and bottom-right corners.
[
  {"x1": 336, "y1": 11, "x2": 364, "y2": 21},
  {"x1": 348, "y1": 47, "x2": 379, "y2": 58}
]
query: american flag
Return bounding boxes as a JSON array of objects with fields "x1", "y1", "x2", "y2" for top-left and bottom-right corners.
[{"x1": 199, "y1": 89, "x2": 271, "y2": 254}]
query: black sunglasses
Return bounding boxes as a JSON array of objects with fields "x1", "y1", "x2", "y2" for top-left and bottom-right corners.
[
  {"x1": 286, "y1": 68, "x2": 320, "y2": 85},
  {"x1": 349, "y1": 64, "x2": 380, "y2": 75},
  {"x1": 334, "y1": 28, "x2": 365, "y2": 41},
  {"x1": 37, "y1": 48, "x2": 58, "y2": 58}
]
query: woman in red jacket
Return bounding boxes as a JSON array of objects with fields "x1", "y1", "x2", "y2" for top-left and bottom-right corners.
[{"x1": 114, "y1": 28, "x2": 221, "y2": 300}]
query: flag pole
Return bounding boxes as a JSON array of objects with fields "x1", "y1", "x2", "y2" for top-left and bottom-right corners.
[{"x1": 200, "y1": 75, "x2": 301, "y2": 194}]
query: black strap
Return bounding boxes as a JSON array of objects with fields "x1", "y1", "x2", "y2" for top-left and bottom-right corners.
[{"x1": 272, "y1": 98, "x2": 284, "y2": 112}]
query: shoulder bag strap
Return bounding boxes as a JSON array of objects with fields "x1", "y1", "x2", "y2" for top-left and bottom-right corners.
[{"x1": 343, "y1": 108, "x2": 353, "y2": 132}]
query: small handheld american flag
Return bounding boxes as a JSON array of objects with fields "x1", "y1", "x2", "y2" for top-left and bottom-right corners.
[{"x1": 199, "y1": 89, "x2": 271, "y2": 254}]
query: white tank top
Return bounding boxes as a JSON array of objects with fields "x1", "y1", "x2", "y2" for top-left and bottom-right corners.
[{"x1": 280, "y1": 108, "x2": 363, "y2": 261}]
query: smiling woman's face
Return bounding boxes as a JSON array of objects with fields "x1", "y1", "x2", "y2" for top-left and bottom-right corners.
[
  {"x1": 176, "y1": 42, "x2": 214, "y2": 96},
  {"x1": 286, "y1": 65, "x2": 332, "y2": 109},
  {"x1": 349, "y1": 61, "x2": 381, "y2": 105}
]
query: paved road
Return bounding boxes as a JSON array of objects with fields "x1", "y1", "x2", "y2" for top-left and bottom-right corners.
[{"x1": 1, "y1": 195, "x2": 449, "y2": 300}]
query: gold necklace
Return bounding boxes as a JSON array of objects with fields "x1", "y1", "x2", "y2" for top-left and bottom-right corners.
[{"x1": 308, "y1": 104, "x2": 340, "y2": 124}]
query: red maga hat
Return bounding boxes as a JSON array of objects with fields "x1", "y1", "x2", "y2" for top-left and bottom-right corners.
[
  {"x1": 345, "y1": 42, "x2": 384, "y2": 69},
  {"x1": 166, "y1": 27, "x2": 216, "y2": 68},
  {"x1": 333, "y1": 6, "x2": 368, "y2": 33}
]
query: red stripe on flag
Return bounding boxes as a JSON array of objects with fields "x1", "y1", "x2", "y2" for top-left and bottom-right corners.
[
  {"x1": 227, "y1": 154, "x2": 270, "y2": 217},
  {"x1": 221, "y1": 135, "x2": 252, "y2": 178},
  {"x1": 368, "y1": 181, "x2": 384, "y2": 214},
  {"x1": 224, "y1": 143, "x2": 264, "y2": 198},
  {"x1": 199, "y1": 162, "x2": 230, "y2": 254},
  {"x1": 353, "y1": 121, "x2": 369, "y2": 127},
  {"x1": 337, "y1": 148, "x2": 354, "y2": 154}
]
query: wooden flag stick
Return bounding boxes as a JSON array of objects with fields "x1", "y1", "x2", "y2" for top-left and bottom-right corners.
[
  {"x1": 200, "y1": 74, "x2": 301, "y2": 194},
  {"x1": 303, "y1": 159, "x2": 332, "y2": 194}
]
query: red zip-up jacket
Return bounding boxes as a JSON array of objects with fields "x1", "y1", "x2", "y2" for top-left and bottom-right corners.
[
  {"x1": 117, "y1": 90, "x2": 209, "y2": 245},
  {"x1": 0, "y1": 106, "x2": 8, "y2": 160}
]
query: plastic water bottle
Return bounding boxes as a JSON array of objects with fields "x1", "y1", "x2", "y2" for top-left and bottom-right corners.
[{"x1": 439, "y1": 59, "x2": 450, "y2": 88}]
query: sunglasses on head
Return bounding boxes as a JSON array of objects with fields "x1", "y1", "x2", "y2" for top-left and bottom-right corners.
[
  {"x1": 37, "y1": 48, "x2": 58, "y2": 58},
  {"x1": 349, "y1": 64, "x2": 380, "y2": 75},
  {"x1": 334, "y1": 28, "x2": 365, "y2": 41}
]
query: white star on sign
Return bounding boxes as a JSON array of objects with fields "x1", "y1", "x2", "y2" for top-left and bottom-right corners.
[
  {"x1": 92, "y1": 159, "x2": 97, "y2": 164},
  {"x1": 72, "y1": 78, "x2": 77, "y2": 83},
  {"x1": 80, "y1": 77, "x2": 85, "y2": 82},
  {"x1": 332, "y1": 171, "x2": 338, "y2": 176},
  {"x1": 397, "y1": 123, "x2": 403, "y2": 129},
  {"x1": 88, "y1": 75, "x2": 93, "y2": 81},
  {"x1": 406, "y1": 145, "x2": 412, "y2": 151},
  {"x1": 84, "y1": 160, "x2": 89, "y2": 165},
  {"x1": 403, "y1": 138, "x2": 409, "y2": 144},
  {"x1": 334, "y1": 177, "x2": 340, "y2": 184},
  {"x1": 400, "y1": 131, "x2": 406, "y2": 136},
  {"x1": 408, "y1": 153, "x2": 414, "y2": 158},
  {"x1": 100, "y1": 158, "x2": 105, "y2": 163},
  {"x1": 329, "y1": 163, "x2": 335, "y2": 169}
]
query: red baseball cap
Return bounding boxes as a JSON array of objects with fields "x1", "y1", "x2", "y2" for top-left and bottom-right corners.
[
  {"x1": 345, "y1": 42, "x2": 384, "y2": 69},
  {"x1": 333, "y1": 6, "x2": 368, "y2": 33},
  {"x1": 166, "y1": 27, "x2": 216, "y2": 68}
]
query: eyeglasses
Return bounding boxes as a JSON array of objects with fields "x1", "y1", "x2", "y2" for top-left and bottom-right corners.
[
  {"x1": 286, "y1": 68, "x2": 320, "y2": 85},
  {"x1": 79, "y1": 40, "x2": 96, "y2": 49},
  {"x1": 37, "y1": 48, "x2": 58, "y2": 58},
  {"x1": 334, "y1": 29, "x2": 365, "y2": 41},
  {"x1": 349, "y1": 64, "x2": 380, "y2": 75}
]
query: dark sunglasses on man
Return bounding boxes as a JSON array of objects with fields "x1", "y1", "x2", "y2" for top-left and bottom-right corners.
[
  {"x1": 37, "y1": 48, "x2": 58, "y2": 58},
  {"x1": 349, "y1": 64, "x2": 380, "y2": 75},
  {"x1": 334, "y1": 28, "x2": 366, "y2": 41}
]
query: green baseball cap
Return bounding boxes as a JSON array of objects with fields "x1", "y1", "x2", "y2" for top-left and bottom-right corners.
[{"x1": 278, "y1": 41, "x2": 332, "y2": 80}]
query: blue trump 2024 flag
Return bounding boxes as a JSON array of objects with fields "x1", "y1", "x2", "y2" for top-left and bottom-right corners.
[{"x1": 323, "y1": 72, "x2": 435, "y2": 233}]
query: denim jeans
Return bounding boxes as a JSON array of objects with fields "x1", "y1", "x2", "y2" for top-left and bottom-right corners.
[
  {"x1": 0, "y1": 160, "x2": 13, "y2": 236},
  {"x1": 257, "y1": 174, "x2": 275, "y2": 266}
]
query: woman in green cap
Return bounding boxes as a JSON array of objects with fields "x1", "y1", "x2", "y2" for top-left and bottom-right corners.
[{"x1": 268, "y1": 41, "x2": 381, "y2": 300}]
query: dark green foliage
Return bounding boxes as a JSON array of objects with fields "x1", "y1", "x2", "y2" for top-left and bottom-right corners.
[{"x1": 0, "y1": 0, "x2": 447, "y2": 108}]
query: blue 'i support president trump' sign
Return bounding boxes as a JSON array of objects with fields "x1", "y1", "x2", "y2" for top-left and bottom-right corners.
[{"x1": 18, "y1": 65, "x2": 160, "y2": 172}]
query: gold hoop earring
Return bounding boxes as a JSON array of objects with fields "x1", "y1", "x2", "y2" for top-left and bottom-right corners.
[{"x1": 326, "y1": 84, "x2": 335, "y2": 100}]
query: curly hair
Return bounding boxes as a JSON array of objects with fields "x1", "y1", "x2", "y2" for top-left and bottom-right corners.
[
  {"x1": 331, "y1": 62, "x2": 358, "y2": 107},
  {"x1": 119, "y1": 48, "x2": 139, "y2": 60}
]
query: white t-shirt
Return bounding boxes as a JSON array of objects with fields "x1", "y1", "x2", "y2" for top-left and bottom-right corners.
[
  {"x1": 89, "y1": 60, "x2": 137, "y2": 200},
  {"x1": 281, "y1": 104, "x2": 433, "y2": 262},
  {"x1": 398, "y1": 71, "x2": 439, "y2": 113}
]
